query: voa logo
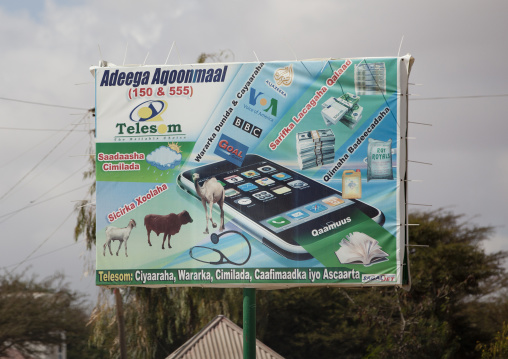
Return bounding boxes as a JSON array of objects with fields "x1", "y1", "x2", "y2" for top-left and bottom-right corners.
[{"x1": 249, "y1": 88, "x2": 278, "y2": 117}]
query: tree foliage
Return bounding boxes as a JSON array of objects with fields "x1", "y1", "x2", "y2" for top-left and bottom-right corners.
[
  {"x1": 81, "y1": 208, "x2": 508, "y2": 359},
  {"x1": 88, "y1": 287, "x2": 244, "y2": 358},
  {"x1": 196, "y1": 49, "x2": 234, "y2": 64},
  {"x1": 0, "y1": 273, "x2": 104, "y2": 358},
  {"x1": 256, "y1": 210, "x2": 508, "y2": 359},
  {"x1": 74, "y1": 127, "x2": 96, "y2": 251},
  {"x1": 476, "y1": 322, "x2": 508, "y2": 358}
]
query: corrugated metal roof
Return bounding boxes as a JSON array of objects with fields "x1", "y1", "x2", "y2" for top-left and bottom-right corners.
[{"x1": 166, "y1": 315, "x2": 285, "y2": 359}]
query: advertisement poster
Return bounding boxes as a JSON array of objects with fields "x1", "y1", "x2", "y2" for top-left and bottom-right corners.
[{"x1": 94, "y1": 55, "x2": 413, "y2": 288}]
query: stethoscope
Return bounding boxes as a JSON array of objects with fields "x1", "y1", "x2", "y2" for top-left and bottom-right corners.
[{"x1": 189, "y1": 230, "x2": 252, "y2": 266}]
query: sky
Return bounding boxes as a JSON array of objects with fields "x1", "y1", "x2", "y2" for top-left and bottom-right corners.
[{"x1": 0, "y1": 0, "x2": 507, "y2": 304}]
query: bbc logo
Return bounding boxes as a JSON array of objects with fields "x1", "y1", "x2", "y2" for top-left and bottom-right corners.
[{"x1": 233, "y1": 116, "x2": 262, "y2": 138}]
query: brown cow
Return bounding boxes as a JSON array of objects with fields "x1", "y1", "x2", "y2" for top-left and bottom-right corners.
[{"x1": 144, "y1": 210, "x2": 193, "y2": 249}]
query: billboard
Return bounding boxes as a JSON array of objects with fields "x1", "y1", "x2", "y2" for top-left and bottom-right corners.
[{"x1": 94, "y1": 55, "x2": 413, "y2": 288}]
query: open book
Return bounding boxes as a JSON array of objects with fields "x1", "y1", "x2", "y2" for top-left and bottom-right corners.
[{"x1": 335, "y1": 232, "x2": 388, "y2": 266}]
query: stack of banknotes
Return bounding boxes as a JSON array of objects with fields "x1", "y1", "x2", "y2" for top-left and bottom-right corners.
[
  {"x1": 354, "y1": 62, "x2": 386, "y2": 95},
  {"x1": 296, "y1": 129, "x2": 335, "y2": 170},
  {"x1": 321, "y1": 93, "x2": 363, "y2": 129}
]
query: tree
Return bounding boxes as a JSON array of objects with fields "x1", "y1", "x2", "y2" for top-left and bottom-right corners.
[
  {"x1": 257, "y1": 210, "x2": 508, "y2": 359},
  {"x1": 476, "y1": 322, "x2": 508, "y2": 358},
  {"x1": 88, "y1": 287, "x2": 243, "y2": 358},
  {"x1": 196, "y1": 49, "x2": 234, "y2": 64},
  {"x1": 81, "y1": 207, "x2": 508, "y2": 358},
  {"x1": 74, "y1": 124, "x2": 96, "y2": 251},
  {"x1": 0, "y1": 273, "x2": 104, "y2": 358}
]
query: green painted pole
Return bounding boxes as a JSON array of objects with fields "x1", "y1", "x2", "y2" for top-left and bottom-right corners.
[{"x1": 243, "y1": 288, "x2": 256, "y2": 359}]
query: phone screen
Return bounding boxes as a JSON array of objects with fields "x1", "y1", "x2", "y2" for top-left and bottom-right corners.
[{"x1": 179, "y1": 154, "x2": 383, "y2": 254}]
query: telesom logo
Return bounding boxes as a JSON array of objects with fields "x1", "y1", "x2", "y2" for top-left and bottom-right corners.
[{"x1": 116, "y1": 100, "x2": 182, "y2": 135}]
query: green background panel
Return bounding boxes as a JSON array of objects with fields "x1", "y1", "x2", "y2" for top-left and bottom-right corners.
[
  {"x1": 295, "y1": 209, "x2": 397, "y2": 273},
  {"x1": 96, "y1": 141, "x2": 194, "y2": 182}
]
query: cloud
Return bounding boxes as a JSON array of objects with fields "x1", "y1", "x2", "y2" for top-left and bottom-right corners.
[{"x1": 146, "y1": 146, "x2": 182, "y2": 170}]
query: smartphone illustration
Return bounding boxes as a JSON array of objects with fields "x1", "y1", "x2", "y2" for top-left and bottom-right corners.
[{"x1": 177, "y1": 154, "x2": 384, "y2": 261}]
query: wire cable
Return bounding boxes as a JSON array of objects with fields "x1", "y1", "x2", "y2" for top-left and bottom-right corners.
[
  {"x1": 411, "y1": 94, "x2": 508, "y2": 101},
  {"x1": 29, "y1": 163, "x2": 88, "y2": 203},
  {"x1": 0, "y1": 129, "x2": 62, "y2": 169},
  {"x1": 0, "y1": 183, "x2": 91, "y2": 224},
  {"x1": 8, "y1": 130, "x2": 90, "y2": 199},
  {"x1": 0, "y1": 114, "x2": 87, "y2": 202},
  {"x1": 1, "y1": 240, "x2": 86, "y2": 270},
  {"x1": 0, "y1": 126, "x2": 89, "y2": 132},
  {"x1": 0, "y1": 96, "x2": 89, "y2": 111},
  {"x1": 6, "y1": 209, "x2": 76, "y2": 274}
]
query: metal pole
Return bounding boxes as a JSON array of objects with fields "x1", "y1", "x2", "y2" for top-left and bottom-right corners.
[{"x1": 243, "y1": 288, "x2": 256, "y2": 359}]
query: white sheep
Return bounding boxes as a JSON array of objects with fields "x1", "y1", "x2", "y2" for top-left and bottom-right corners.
[{"x1": 103, "y1": 219, "x2": 136, "y2": 257}]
